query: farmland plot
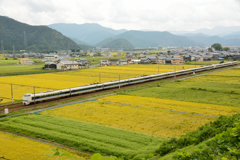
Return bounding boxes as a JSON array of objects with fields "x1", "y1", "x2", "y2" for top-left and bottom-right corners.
[
  {"x1": 0, "y1": 64, "x2": 200, "y2": 103},
  {"x1": 0, "y1": 131, "x2": 89, "y2": 160},
  {"x1": 42, "y1": 101, "x2": 215, "y2": 138},
  {"x1": 98, "y1": 95, "x2": 240, "y2": 117},
  {"x1": 0, "y1": 114, "x2": 162, "y2": 159},
  {"x1": 126, "y1": 67, "x2": 240, "y2": 107}
]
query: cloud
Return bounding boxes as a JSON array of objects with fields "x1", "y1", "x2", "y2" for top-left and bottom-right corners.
[
  {"x1": 22, "y1": 0, "x2": 56, "y2": 13},
  {"x1": 0, "y1": 0, "x2": 240, "y2": 31}
]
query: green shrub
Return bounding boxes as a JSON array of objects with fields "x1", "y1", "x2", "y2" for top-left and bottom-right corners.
[{"x1": 173, "y1": 124, "x2": 240, "y2": 160}]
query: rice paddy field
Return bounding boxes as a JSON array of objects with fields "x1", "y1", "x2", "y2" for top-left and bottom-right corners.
[
  {"x1": 41, "y1": 99, "x2": 215, "y2": 138},
  {"x1": 0, "y1": 114, "x2": 162, "y2": 159},
  {"x1": 126, "y1": 66, "x2": 240, "y2": 107},
  {"x1": 0, "y1": 64, "x2": 239, "y2": 159},
  {"x1": 0, "y1": 131, "x2": 89, "y2": 160},
  {"x1": 0, "y1": 64, "x2": 200, "y2": 104}
]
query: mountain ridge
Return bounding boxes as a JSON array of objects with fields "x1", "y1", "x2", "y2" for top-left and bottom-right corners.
[
  {"x1": 0, "y1": 16, "x2": 80, "y2": 51},
  {"x1": 48, "y1": 23, "x2": 127, "y2": 45}
]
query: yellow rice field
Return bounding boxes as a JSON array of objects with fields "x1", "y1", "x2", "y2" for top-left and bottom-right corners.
[
  {"x1": 98, "y1": 95, "x2": 240, "y2": 117},
  {"x1": 0, "y1": 65, "x2": 199, "y2": 103},
  {"x1": 42, "y1": 100, "x2": 215, "y2": 138},
  {"x1": 0, "y1": 131, "x2": 89, "y2": 160}
]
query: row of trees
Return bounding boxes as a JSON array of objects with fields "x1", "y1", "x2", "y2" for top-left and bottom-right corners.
[{"x1": 209, "y1": 43, "x2": 230, "y2": 51}]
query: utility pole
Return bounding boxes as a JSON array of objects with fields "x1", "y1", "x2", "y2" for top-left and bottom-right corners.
[
  {"x1": 119, "y1": 75, "x2": 120, "y2": 90},
  {"x1": 174, "y1": 66, "x2": 176, "y2": 81},
  {"x1": 11, "y1": 84, "x2": 13, "y2": 104},
  {"x1": 34, "y1": 86, "x2": 36, "y2": 109},
  {"x1": 99, "y1": 73, "x2": 101, "y2": 83}
]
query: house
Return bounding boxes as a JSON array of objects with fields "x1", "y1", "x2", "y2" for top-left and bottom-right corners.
[
  {"x1": 131, "y1": 59, "x2": 141, "y2": 64},
  {"x1": 139, "y1": 55, "x2": 146, "y2": 59},
  {"x1": 182, "y1": 54, "x2": 191, "y2": 62},
  {"x1": 157, "y1": 57, "x2": 166, "y2": 64},
  {"x1": 56, "y1": 61, "x2": 79, "y2": 70},
  {"x1": 232, "y1": 53, "x2": 240, "y2": 60},
  {"x1": 100, "y1": 59, "x2": 120, "y2": 66},
  {"x1": 34, "y1": 54, "x2": 44, "y2": 59},
  {"x1": 45, "y1": 61, "x2": 57, "y2": 69},
  {"x1": 75, "y1": 58, "x2": 91, "y2": 66},
  {"x1": 203, "y1": 55, "x2": 213, "y2": 61},
  {"x1": 191, "y1": 55, "x2": 203, "y2": 61},
  {"x1": 19, "y1": 58, "x2": 34, "y2": 65},
  {"x1": 165, "y1": 58, "x2": 173, "y2": 64},
  {"x1": 22, "y1": 53, "x2": 29, "y2": 58},
  {"x1": 147, "y1": 56, "x2": 158, "y2": 64},
  {"x1": 140, "y1": 58, "x2": 151, "y2": 64},
  {"x1": 57, "y1": 58, "x2": 70, "y2": 63},
  {"x1": 171, "y1": 58, "x2": 184, "y2": 65},
  {"x1": 44, "y1": 54, "x2": 59, "y2": 59},
  {"x1": 210, "y1": 53, "x2": 220, "y2": 59},
  {"x1": 119, "y1": 60, "x2": 128, "y2": 65},
  {"x1": 126, "y1": 53, "x2": 136, "y2": 59},
  {"x1": 173, "y1": 55, "x2": 185, "y2": 64}
]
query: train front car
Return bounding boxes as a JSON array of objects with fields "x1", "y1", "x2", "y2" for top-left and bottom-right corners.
[{"x1": 22, "y1": 93, "x2": 33, "y2": 105}]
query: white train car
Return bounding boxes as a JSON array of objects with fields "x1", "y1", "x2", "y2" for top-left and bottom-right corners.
[{"x1": 22, "y1": 61, "x2": 238, "y2": 105}]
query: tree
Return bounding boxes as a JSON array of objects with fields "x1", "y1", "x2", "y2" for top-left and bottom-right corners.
[
  {"x1": 211, "y1": 43, "x2": 222, "y2": 51},
  {"x1": 208, "y1": 48, "x2": 213, "y2": 52},
  {"x1": 223, "y1": 47, "x2": 230, "y2": 51}
]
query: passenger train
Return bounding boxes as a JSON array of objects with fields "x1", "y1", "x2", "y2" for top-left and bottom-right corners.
[{"x1": 22, "y1": 61, "x2": 238, "y2": 105}]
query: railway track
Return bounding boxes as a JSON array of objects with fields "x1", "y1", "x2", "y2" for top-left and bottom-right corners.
[{"x1": 0, "y1": 63, "x2": 238, "y2": 115}]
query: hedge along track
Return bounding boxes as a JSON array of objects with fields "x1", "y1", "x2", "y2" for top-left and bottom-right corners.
[{"x1": 0, "y1": 64, "x2": 239, "y2": 116}]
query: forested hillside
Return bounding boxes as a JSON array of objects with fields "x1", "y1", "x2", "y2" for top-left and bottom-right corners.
[{"x1": 0, "y1": 16, "x2": 79, "y2": 51}]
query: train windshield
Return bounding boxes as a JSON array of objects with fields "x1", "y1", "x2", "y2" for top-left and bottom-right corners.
[{"x1": 23, "y1": 94, "x2": 31, "y2": 97}]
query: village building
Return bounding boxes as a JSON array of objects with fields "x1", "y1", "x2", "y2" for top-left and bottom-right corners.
[
  {"x1": 19, "y1": 58, "x2": 34, "y2": 65},
  {"x1": 44, "y1": 54, "x2": 59, "y2": 59},
  {"x1": 171, "y1": 57, "x2": 184, "y2": 65},
  {"x1": 75, "y1": 58, "x2": 91, "y2": 66},
  {"x1": 157, "y1": 57, "x2": 166, "y2": 64},
  {"x1": 56, "y1": 61, "x2": 79, "y2": 70},
  {"x1": 100, "y1": 59, "x2": 120, "y2": 66},
  {"x1": 45, "y1": 61, "x2": 57, "y2": 69},
  {"x1": 119, "y1": 60, "x2": 128, "y2": 65}
]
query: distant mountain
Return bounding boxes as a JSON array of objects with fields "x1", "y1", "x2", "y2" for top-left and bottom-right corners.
[
  {"x1": 185, "y1": 35, "x2": 240, "y2": 46},
  {"x1": 0, "y1": 16, "x2": 79, "y2": 51},
  {"x1": 95, "y1": 38, "x2": 114, "y2": 47},
  {"x1": 99, "y1": 38, "x2": 134, "y2": 49},
  {"x1": 223, "y1": 32, "x2": 240, "y2": 39},
  {"x1": 70, "y1": 37, "x2": 94, "y2": 50},
  {"x1": 179, "y1": 33, "x2": 209, "y2": 37},
  {"x1": 48, "y1": 23, "x2": 127, "y2": 45},
  {"x1": 114, "y1": 30, "x2": 202, "y2": 48},
  {"x1": 70, "y1": 37, "x2": 89, "y2": 45},
  {"x1": 170, "y1": 26, "x2": 240, "y2": 37}
]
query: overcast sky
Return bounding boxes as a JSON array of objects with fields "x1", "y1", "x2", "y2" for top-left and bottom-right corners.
[{"x1": 0, "y1": 0, "x2": 240, "y2": 31}]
